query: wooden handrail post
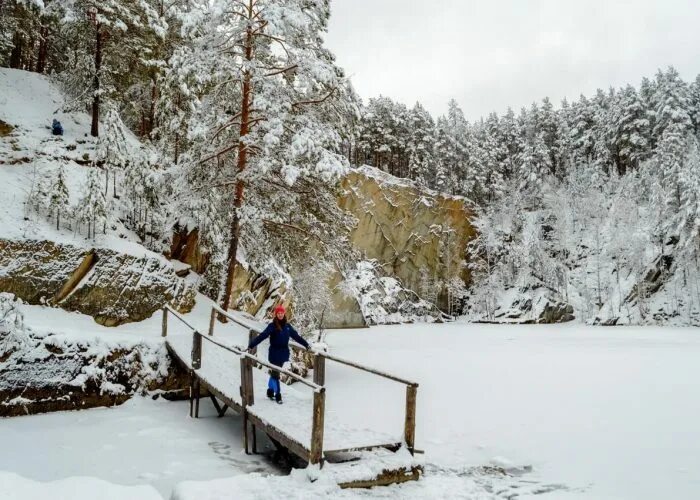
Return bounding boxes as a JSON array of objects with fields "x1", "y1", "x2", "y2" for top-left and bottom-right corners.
[
  {"x1": 248, "y1": 329, "x2": 257, "y2": 355},
  {"x1": 208, "y1": 308, "x2": 216, "y2": 336},
  {"x1": 310, "y1": 388, "x2": 326, "y2": 465},
  {"x1": 313, "y1": 353, "x2": 325, "y2": 386},
  {"x1": 404, "y1": 384, "x2": 418, "y2": 455},
  {"x1": 192, "y1": 331, "x2": 202, "y2": 370},
  {"x1": 161, "y1": 307, "x2": 168, "y2": 337},
  {"x1": 240, "y1": 355, "x2": 254, "y2": 406}
]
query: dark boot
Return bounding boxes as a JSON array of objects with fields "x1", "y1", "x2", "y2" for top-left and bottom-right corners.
[
  {"x1": 266, "y1": 388, "x2": 274, "y2": 400},
  {"x1": 275, "y1": 392, "x2": 282, "y2": 404}
]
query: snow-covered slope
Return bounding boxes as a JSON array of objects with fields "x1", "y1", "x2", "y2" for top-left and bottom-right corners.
[{"x1": 0, "y1": 68, "x2": 157, "y2": 259}]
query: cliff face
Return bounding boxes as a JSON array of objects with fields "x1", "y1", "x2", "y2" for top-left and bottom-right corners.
[
  {"x1": 339, "y1": 167, "x2": 475, "y2": 312},
  {"x1": 0, "y1": 239, "x2": 196, "y2": 326}
]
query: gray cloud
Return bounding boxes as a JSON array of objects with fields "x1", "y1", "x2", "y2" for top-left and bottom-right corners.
[{"x1": 326, "y1": 0, "x2": 700, "y2": 120}]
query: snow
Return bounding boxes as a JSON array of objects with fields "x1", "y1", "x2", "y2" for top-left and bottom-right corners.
[
  {"x1": 325, "y1": 321, "x2": 700, "y2": 500},
  {"x1": 0, "y1": 472, "x2": 162, "y2": 500},
  {"x1": 3, "y1": 287, "x2": 700, "y2": 498},
  {"x1": 0, "y1": 68, "x2": 167, "y2": 262},
  {"x1": 0, "y1": 398, "x2": 268, "y2": 498}
]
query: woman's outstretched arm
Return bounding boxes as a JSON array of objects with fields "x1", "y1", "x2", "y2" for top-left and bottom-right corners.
[
  {"x1": 248, "y1": 324, "x2": 273, "y2": 350},
  {"x1": 288, "y1": 325, "x2": 310, "y2": 350}
]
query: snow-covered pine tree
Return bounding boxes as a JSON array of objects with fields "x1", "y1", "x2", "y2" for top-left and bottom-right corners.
[
  {"x1": 173, "y1": 0, "x2": 356, "y2": 314},
  {"x1": 406, "y1": 102, "x2": 435, "y2": 186},
  {"x1": 47, "y1": 166, "x2": 70, "y2": 230},
  {"x1": 652, "y1": 67, "x2": 692, "y2": 142},
  {"x1": 690, "y1": 75, "x2": 700, "y2": 138},
  {"x1": 76, "y1": 168, "x2": 107, "y2": 239},
  {"x1": 614, "y1": 84, "x2": 651, "y2": 174},
  {"x1": 95, "y1": 105, "x2": 131, "y2": 198}
]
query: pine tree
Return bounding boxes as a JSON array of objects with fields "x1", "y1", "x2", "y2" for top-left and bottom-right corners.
[
  {"x1": 406, "y1": 102, "x2": 435, "y2": 186},
  {"x1": 47, "y1": 166, "x2": 70, "y2": 230},
  {"x1": 613, "y1": 85, "x2": 651, "y2": 174},
  {"x1": 176, "y1": 0, "x2": 356, "y2": 314},
  {"x1": 77, "y1": 169, "x2": 108, "y2": 239}
]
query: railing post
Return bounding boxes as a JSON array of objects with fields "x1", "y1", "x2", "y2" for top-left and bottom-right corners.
[
  {"x1": 240, "y1": 355, "x2": 255, "y2": 454},
  {"x1": 192, "y1": 331, "x2": 202, "y2": 370},
  {"x1": 309, "y1": 388, "x2": 326, "y2": 466},
  {"x1": 313, "y1": 353, "x2": 325, "y2": 386},
  {"x1": 239, "y1": 355, "x2": 254, "y2": 406},
  {"x1": 404, "y1": 384, "x2": 418, "y2": 455},
  {"x1": 208, "y1": 308, "x2": 216, "y2": 336},
  {"x1": 248, "y1": 329, "x2": 257, "y2": 355},
  {"x1": 161, "y1": 307, "x2": 168, "y2": 337}
]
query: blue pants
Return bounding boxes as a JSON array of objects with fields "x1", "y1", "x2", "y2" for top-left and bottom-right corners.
[{"x1": 268, "y1": 370, "x2": 281, "y2": 395}]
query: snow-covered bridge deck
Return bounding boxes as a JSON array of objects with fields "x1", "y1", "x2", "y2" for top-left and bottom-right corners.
[{"x1": 163, "y1": 305, "x2": 421, "y2": 488}]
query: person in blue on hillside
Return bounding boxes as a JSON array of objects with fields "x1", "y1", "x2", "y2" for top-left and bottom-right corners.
[{"x1": 247, "y1": 304, "x2": 310, "y2": 404}]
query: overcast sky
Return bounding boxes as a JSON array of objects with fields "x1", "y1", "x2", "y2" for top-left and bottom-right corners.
[{"x1": 325, "y1": 0, "x2": 700, "y2": 120}]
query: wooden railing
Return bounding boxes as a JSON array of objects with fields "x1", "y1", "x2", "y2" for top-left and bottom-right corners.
[
  {"x1": 207, "y1": 303, "x2": 419, "y2": 455},
  {"x1": 162, "y1": 304, "x2": 419, "y2": 461},
  {"x1": 163, "y1": 305, "x2": 326, "y2": 464}
]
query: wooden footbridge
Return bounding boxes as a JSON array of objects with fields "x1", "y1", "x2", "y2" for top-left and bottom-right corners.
[{"x1": 161, "y1": 304, "x2": 421, "y2": 488}]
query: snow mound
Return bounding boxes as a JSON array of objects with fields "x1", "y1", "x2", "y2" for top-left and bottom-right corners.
[{"x1": 0, "y1": 471, "x2": 162, "y2": 500}]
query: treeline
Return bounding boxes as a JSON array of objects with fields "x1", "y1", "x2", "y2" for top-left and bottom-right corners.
[{"x1": 350, "y1": 68, "x2": 700, "y2": 205}]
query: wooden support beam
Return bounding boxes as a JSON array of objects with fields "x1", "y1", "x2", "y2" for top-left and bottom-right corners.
[
  {"x1": 252, "y1": 423, "x2": 257, "y2": 454},
  {"x1": 247, "y1": 412, "x2": 310, "y2": 462},
  {"x1": 404, "y1": 384, "x2": 417, "y2": 455},
  {"x1": 161, "y1": 307, "x2": 168, "y2": 337},
  {"x1": 192, "y1": 331, "x2": 202, "y2": 370},
  {"x1": 194, "y1": 378, "x2": 201, "y2": 418},
  {"x1": 208, "y1": 308, "x2": 216, "y2": 336},
  {"x1": 188, "y1": 371, "x2": 195, "y2": 417},
  {"x1": 309, "y1": 388, "x2": 326, "y2": 465},
  {"x1": 243, "y1": 409, "x2": 249, "y2": 454},
  {"x1": 313, "y1": 353, "x2": 325, "y2": 386},
  {"x1": 210, "y1": 394, "x2": 223, "y2": 415}
]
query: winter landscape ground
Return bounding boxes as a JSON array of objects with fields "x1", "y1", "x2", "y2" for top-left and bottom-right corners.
[{"x1": 1, "y1": 300, "x2": 699, "y2": 499}]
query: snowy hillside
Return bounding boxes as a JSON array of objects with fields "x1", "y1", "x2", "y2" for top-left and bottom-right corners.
[{"x1": 0, "y1": 68, "x2": 158, "y2": 259}]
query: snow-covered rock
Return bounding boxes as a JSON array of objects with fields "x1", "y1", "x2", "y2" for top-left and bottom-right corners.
[
  {"x1": 0, "y1": 294, "x2": 188, "y2": 416},
  {"x1": 0, "y1": 238, "x2": 195, "y2": 326}
]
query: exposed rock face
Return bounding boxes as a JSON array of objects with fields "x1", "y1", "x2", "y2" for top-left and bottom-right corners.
[
  {"x1": 0, "y1": 337, "x2": 189, "y2": 417},
  {"x1": 486, "y1": 288, "x2": 576, "y2": 324},
  {"x1": 169, "y1": 226, "x2": 209, "y2": 274},
  {"x1": 166, "y1": 167, "x2": 475, "y2": 327},
  {"x1": 338, "y1": 167, "x2": 475, "y2": 312},
  {"x1": 0, "y1": 239, "x2": 196, "y2": 326}
]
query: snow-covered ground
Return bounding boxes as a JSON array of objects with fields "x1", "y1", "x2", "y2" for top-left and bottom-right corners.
[{"x1": 2, "y1": 308, "x2": 699, "y2": 499}]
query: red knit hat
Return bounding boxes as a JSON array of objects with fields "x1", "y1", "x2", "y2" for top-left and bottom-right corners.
[{"x1": 274, "y1": 304, "x2": 286, "y2": 315}]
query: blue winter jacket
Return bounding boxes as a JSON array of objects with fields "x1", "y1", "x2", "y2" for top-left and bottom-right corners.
[{"x1": 248, "y1": 321, "x2": 310, "y2": 366}]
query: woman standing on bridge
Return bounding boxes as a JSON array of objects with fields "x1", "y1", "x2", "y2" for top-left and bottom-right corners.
[{"x1": 247, "y1": 305, "x2": 310, "y2": 404}]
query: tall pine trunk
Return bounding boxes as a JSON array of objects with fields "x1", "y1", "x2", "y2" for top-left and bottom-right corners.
[
  {"x1": 220, "y1": 9, "x2": 254, "y2": 314},
  {"x1": 91, "y1": 25, "x2": 102, "y2": 137},
  {"x1": 36, "y1": 24, "x2": 48, "y2": 74}
]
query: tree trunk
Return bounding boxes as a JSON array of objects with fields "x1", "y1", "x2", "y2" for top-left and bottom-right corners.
[
  {"x1": 36, "y1": 24, "x2": 48, "y2": 74},
  {"x1": 220, "y1": 7, "x2": 254, "y2": 314},
  {"x1": 91, "y1": 25, "x2": 102, "y2": 138},
  {"x1": 148, "y1": 77, "x2": 158, "y2": 138},
  {"x1": 9, "y1": 31, "x2": 23, "y2": 69}
]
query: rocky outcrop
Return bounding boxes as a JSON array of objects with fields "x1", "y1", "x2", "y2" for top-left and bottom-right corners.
[
  {"x1": 0, "y1": 294, "x2": 189, "y2": 417},
  {"x1": 0, "y1": 239, "x2": 195, "y2": 326},
  {"x1": 165, "y1": 167, "x2": 476, "y2": 327},
  {"x1": 339, "y1": 167, "x2": 475, "y2": 312},
  {"x1": 484, "y1": 288, "x2": 576, "y2": 324},
  {"x1": 0, "y1": 337, "x2": 189, "y2": 417}
]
